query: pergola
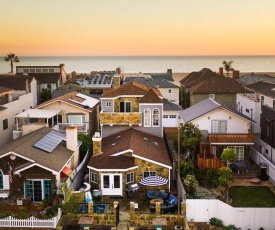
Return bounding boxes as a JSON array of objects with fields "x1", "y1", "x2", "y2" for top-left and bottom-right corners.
[{"x1": 15, "y1": 108, "x2": 60, "y2": 130}]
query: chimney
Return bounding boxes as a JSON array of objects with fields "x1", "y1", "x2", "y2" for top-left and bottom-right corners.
[
  {"x1": 116, "y1": 67, "x2": 121, "y2": 74},
  {"x1": 66, "y1": 126, "x2": 78, "y2": 151},
  {"x1": 233, "y1": 70, "x2": 240, "y2": 79},
  {"x1": 113, "y1": 73, "x2": 121, "y2": 90},
  {"x1": 219, "y1": 67, "x2": 223, "y2": 76},
  {"x1": 167, "y1": 69, "x2": 172, "y2": 75},
  {"x1": 71, "y1": 71, "x2": 77, "y2": 79},
  {"x1": 92, "y1": 132, "x2": 102, "y2": 156},
  {"x1": 25, "y1": 79, "x2": 29, "y2": 94}
]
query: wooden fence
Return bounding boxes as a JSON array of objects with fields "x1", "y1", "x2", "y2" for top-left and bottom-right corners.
[
  {"x1": 197, "y1": 154, "x2": 226, "y2": 170},
  {"x1": 0, "y1": 208, "x2": 62, "y2": 228}
]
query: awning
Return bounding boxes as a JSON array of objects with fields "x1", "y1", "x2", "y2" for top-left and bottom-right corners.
[
  {"x1": 61, "y1": 166, "x2": 72, "y2": 177},
  {"x1": 15, "y1": 108, "x2": 61, "y2": 119}
]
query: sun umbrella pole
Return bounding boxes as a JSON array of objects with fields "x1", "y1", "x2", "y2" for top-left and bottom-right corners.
[{"x1": 177, "y1": 125, "x2": 180, "y2": 227}]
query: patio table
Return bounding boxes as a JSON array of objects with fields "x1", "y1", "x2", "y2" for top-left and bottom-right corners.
[
  {"x1": 150, "y1": 199, "x2": 164, "y2": 205},
  {"x1": 231, "y1": 161, "x2": 249, "y2": 174}
]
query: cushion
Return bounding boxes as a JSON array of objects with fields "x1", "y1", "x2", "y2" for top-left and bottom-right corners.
[
  {"x1": 169, "y1": 198, "x2": 175, "y2": 205},
  {"x1": 153, "y1": 191, "x2": 161, "y2": 197}
]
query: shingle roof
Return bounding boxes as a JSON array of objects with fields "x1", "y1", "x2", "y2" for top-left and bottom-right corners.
[
  {"x1": 0, "y1": 85, "x2": 14, "y2": 94},
  {"x1": 0, "y1": 75, "x2": 35, "y2": 90},
  {"x1": 0, "y1": 127, "x2": 74, "y2": 172},
  {"x1": 124, "y1": 77, "x2": 178, "y2": 88},
  {"x1": 88, "y1": 128, "x2": 172, "y2": 169},
  {"x1": 244, "y1": 81, "x2": 275, "y2": 91},
  {"x1": 37, "y1": 91, "x2": 99, "y2": 112},
  {"x1": 27, "y1": 73, "x2": 61, "y2": 84},
  {"x1": 248, "y1": 82, "x2": 275, "y2": 99},
  {"x1": 179, "y1": 98, "x2": 255, "y2": 123},
  {"x1": 101, "y1": 81, "x2": 162, "y2": 98},
  {"x1": 237, "y1": 73, "x2": 275, "y2": 85},
  {"x1": 162, "y1": 99, "x2": 182, "y2": 111}
]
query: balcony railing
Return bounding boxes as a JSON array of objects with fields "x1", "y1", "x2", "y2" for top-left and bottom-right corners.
[
  {"x1": 209, "y1": 131, "x2": 254, "y2": 144},
  {"x1": 53, "y1": 123, "x2": 88, "y2": 133},
  {"x1": 100, "y1": 112, "x2": 142, "y2": 125}
]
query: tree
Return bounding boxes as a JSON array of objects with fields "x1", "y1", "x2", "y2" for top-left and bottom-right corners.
[
  {"x1": 77, "y1": 133, "x2": 92, "y2": 162},
  {"x1": 221, "y1": 148, "x2": 238, "y2": 167},
  {"x1": 222, "y1": 60, "x2": 234, "y2": 77},
  {"x1": 218, "y1": 167, "x2": 232, "y2": 203},
  {"x1": 184, "y1": 174, "x2": 198, "y2": 196},
  {"x1": 40, "y1": 88, "x2": 52, "y2": 102},
  {"x1": 174, "y1": 123, "x2": 202, "y2": 163},
  {"x1": 4, "y1": 53, "x2": 20, "y2": 73},
  {"x1": 180, "y1": 161, "x2": 195, "y2": 178}
]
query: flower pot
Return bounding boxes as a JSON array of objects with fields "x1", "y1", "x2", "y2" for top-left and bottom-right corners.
[{"x1": 174, "y1": 226, "x2": 183, "y2": 229}]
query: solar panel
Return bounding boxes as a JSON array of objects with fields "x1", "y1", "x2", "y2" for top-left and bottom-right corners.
[{"x1": 33, "y1": 130, "x2": 66, "y2": 153}]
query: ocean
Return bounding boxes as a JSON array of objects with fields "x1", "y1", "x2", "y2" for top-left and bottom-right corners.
[{"x1": 1, "y1": 56, "x2": 275, "y2": 74}]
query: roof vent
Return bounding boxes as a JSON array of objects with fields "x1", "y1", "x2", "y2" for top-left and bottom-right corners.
[{"x1": 112, "y1": 143, "x2": 116, "y2": 146}]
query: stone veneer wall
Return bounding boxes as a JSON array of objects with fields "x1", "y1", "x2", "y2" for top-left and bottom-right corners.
[
  {"x1": 114, "y1": 97, "x2": 140, "y2": 112},
  {"x1": 100, "y1": 112, "x2": 141, "y2": 125}
]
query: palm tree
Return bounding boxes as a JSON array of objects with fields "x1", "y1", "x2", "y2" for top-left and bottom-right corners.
[
  {"x1": 4, "y1": 53, "x2": 20, "y2": 73},
  {"x1": 222, "y1": 60, "x2": 234, "y2": 77}
]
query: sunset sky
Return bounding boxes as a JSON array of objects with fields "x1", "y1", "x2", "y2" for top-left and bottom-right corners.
[{"x1": 1, "y1": 0, "x2": 275, "y2": 56}]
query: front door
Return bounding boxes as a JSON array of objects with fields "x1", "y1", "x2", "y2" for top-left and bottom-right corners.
[{"x1": 101, "y1": 174, "x2": 122, "y2": 196}]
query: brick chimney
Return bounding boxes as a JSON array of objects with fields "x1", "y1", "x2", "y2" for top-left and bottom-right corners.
[
  {"x1": 167, "y1": 69, "x2": 172, "y2": 76},
  {"x1": 113, "y1": 73, "x2": 121, "y2": 90},
  {"x1": 233, "y1": 70, "x2": 240, "y2": 79},
  {"x1": 219, "y1": 67, "x2": 223, "y2": 76},
  {"x1": 116, "y1": 67, "x2": 121, "y2": 74},
  {"x1": 66, "y1": 126, "x2": 78, "y2": 151},
  {"x1": 92, "y1": 132, "x2": 102, "y2": 156}
]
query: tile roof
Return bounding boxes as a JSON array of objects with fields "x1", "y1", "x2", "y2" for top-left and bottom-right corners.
[
  {"x1": 162, "y1": 99, "x2": 182, "y2": 111},
  {"x1": 26, "y1": 73, "x2": 61, "y2": 84},
  {"x1": 189, "y1": 76, "x2": 246, "y2": 94},
  {"x1": 139, "y1": 88, "x2": 163, "y2": 103},
  {"x1": 0, "y1": 127, "x2": 74, "y2": 172},
  {"x1": 179, "y1": 98, "x2": 254, "y2": 123},
  {"x1": 37, "y1": 91, "x2": 99, "y2": 112},
  {"x1": 101, "y1": 81, "x2": 162, "y2": 98},
  {"x1": 0, "y1": 75, "x2": 35, "y2": 90},
  {"x1": 88, "y1": 128, "x2": 172, "y2": 169},
  {"x1": 180, "y1": 68, "x2": 218, "y2": 88}
]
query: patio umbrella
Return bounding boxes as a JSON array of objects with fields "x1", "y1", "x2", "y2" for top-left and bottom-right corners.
[{"x1": 139, "y1": 175, "x2": 168, "y2": 202}]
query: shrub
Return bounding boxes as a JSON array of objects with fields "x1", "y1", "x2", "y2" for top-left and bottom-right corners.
[
  {"x1": 222, "y1": 224, "x2": 238, "y2": 230},
  {"x1": 209, "y1": 217, "x2": 223, "y2": 227}
]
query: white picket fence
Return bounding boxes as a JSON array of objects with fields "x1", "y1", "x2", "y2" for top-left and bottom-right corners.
[
  {"x1": 186, "y1": 199, "x2": 275, "y2": 230},
  {"x1": 0, "y1": 208, "x2": 62, "y2": 228}
]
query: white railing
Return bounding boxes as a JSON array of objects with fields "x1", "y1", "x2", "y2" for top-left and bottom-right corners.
[
  {"x1": 186, "y1": 199, "x2": 275, "y2": 230},
  {"x1": 0, "y1": 208, "x2": 62, "y2": 228},
  {"x1": 53, "y1": 123, "x2": 88, "y2": 132}
]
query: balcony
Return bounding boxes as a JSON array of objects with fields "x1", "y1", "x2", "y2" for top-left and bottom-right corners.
[
  {"x1": 209, "y1": 131, "x2": 254, "y2": 145},
  {"x1": 53, "y1": 123, "x2": 88, "y2": 133},
  {"x1": 100, "y1": 112, "x2": 142, "y2": 126}
]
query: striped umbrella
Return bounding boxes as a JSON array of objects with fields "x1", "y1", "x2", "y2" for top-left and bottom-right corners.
[
  {"x1": 139, "y1": 175, "x2": 168, "y2": 202},
  {"x1": 139, "y1": 175, "x2": 168, "y2": 186}
]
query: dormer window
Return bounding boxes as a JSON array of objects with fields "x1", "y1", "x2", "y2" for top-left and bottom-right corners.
[{"x1": 106, "y1": 102, "x2": 111, "y2": 107}]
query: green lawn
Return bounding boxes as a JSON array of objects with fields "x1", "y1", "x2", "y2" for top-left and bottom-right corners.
[{"x1": 229, "y1": 186, "x2": 275, "y2": 207}]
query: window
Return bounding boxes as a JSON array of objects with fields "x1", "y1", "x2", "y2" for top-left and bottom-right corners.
[
  {"x1": 43, "y1": 69, "x2": 48, "y2": 73},
  {"x1": 30, "y1": 69, "x2": 35, "y2": 73},
  {"x1": 67, "y1": 115, "x2": 85, "y2": 124},
  {"x1": 163, "y1": 115, "x2": 168, "y2": 118},
  {"x1": 47, "y1": 84, "x2": 51, "y2": 89},
  {"x1": 267, "y1": 121, "x2": 270, "y2": 140},
  {"x1": 120, "y1": 102, "x2": 131, "y2": 112},
  {"x1": 144, "y1": 108, "x2": 151, "y2": 127},
  {"x1": 0, "y1": 170, "x2": 3, "y2": 189},
  {"x1": 211, "y1": 120, "x2": 227, "y2": 133},
  {"x1": 3, "y1": 119, "x2": 8, "y2": 130},
  {"x1": 143, "y1": 171, "x2": 156, "y2": 178},
  {"x1": 209, "y1": 94, "x2": 215, "y2": 100},
  {"x1": 23, "y1": 69, "x2": 29, "y2": 73},
  {"x1": 36, "y1": 69, "x2": 41, "y2": 73},
  {"x1": 152, "y1": 109, "x2": 160, "y2": 127},
  {"x1": 169, "y1": 115, "x2": 177, "y2": 118},
  {"x1": 24, "y1": 179, "x2": 51, "y2": 202},
  {"x1": 106, "y1": 102, "x2": 111, "y2": 107},
  {"x1": 168, "y1": 89, "x2": 172, "y2": 94},
  {"x1": 91, "y1": 172, "x2": 98, "y2": 183},
  {"x1": 49, "y1": 69, "x2": 54, "y2": 73},
  {"x1": 126, "y1": 172, "x2": 134, "y2": 183},
  {"x1": 227, "y1": 146, "x2": 244, "y2": 161}
]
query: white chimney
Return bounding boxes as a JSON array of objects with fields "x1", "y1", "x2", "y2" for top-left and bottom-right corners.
[{"x1": 66, "y1": 126, "x2": 78, "y2": 151}]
